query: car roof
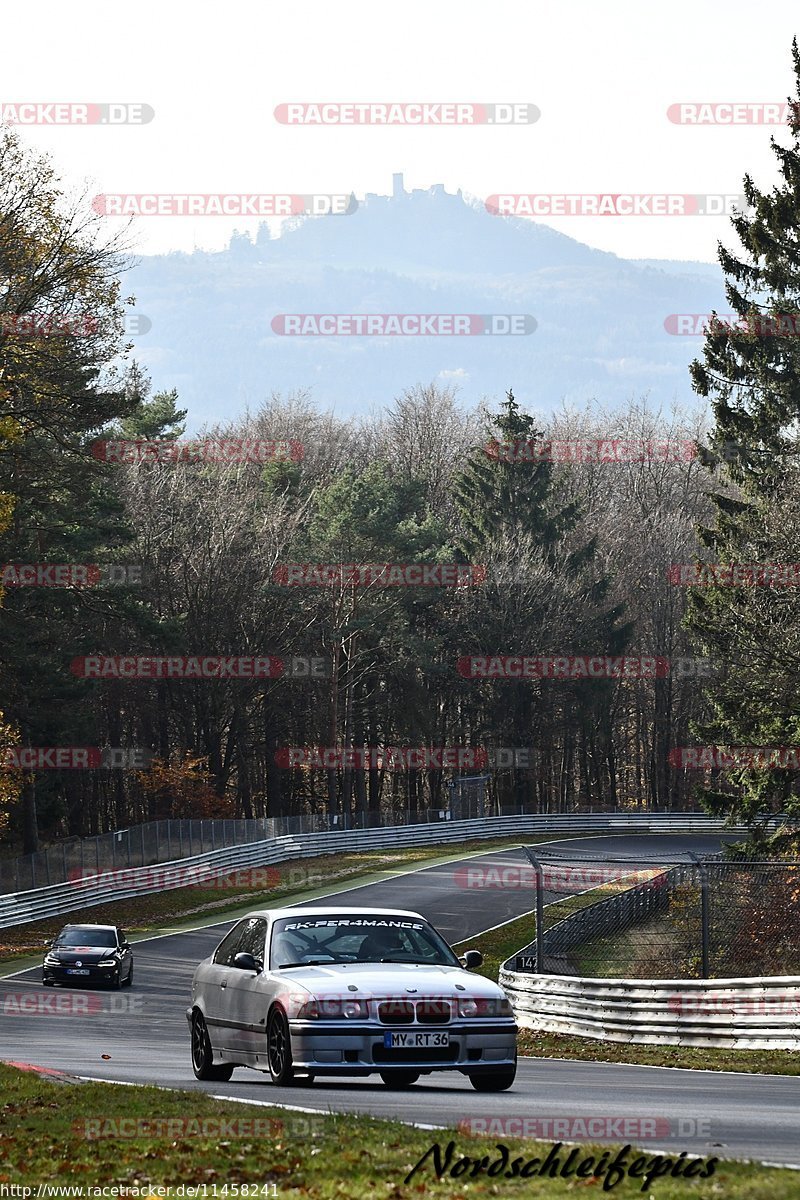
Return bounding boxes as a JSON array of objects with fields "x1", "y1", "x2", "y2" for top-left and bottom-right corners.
[
  {"x1": 237, "y1": 906, "x2": 427, "y2": 921},
  {"x1": 59, "y1": 923, "x2": 118, "y2": 931}
]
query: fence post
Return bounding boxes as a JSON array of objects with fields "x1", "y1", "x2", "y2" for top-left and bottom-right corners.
[
  {"x1": 523, "y1": 847, "x2": 545, "y2": 972},
  {"x1": 690, "y1": 853, "x2": 710, "y2": 978}
]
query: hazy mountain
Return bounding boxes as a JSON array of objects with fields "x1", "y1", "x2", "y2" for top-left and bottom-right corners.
[{"x1": 126, "y1": 177, "x2": 726, "y2": 427}]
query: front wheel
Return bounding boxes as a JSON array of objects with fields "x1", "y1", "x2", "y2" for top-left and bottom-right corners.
[
  {"x1": 469, "y1": 1061, "x2": 516, "y2": 1092},
  {"x1": 379, "y1": 1071, "x2": 420, "y2": 1088},
  {"x1": 124, "y1": 962, "x2": 134, "y2": 988},
  {"x1": 267, "y1": 1007, "x2": 297, "y2": 1086},
  {"x1": 191, "y1": 1011, "x2": 234, "y2": 1081}
]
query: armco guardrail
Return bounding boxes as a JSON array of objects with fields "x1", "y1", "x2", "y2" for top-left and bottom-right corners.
[
  {"x1": 498, "y1": 969, "x2": 800, "y2": 1049},
  {"x1": 0, "y1": 812, "x2": 745, "y2": 931}
]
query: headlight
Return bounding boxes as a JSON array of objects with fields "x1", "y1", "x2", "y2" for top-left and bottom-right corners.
[
  {"x1": 297, "y1": 998, "x2": 369, "y2": 1019},
  {"x1": 97, "y1": 960, "x2": 117, "y2": 967},
  {"x1": 457, "y1": 996, "x2": 514, "y2": 1018},
  {"x1": 44, "y1": 954, "x2": 60, "y2": 965}
]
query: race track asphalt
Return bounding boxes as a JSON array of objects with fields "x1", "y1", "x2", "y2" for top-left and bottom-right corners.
[{"x1": 1, "y1": 833, "x2": 798, "y2": 1166}]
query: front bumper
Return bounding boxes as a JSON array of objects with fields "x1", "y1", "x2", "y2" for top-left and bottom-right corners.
[
  {"x1": 287, "y1": 1019, "x2": 517, "y2": 1074},
  {"x1": 43, "y1": 963, "x2": 120, "y2": 984}
]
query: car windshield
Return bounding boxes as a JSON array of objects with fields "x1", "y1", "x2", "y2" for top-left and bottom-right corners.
[
  {"x1": 55, "y1": 928, "x2": 117, "y2": 948},
  {"x1": 270, "y1": 914, "x2": 461, "y2": 968}
]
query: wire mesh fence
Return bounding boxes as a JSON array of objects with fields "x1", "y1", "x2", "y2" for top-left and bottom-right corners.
[{"x1": 511, "y1": 850, "x2": 800, "y2": 979}]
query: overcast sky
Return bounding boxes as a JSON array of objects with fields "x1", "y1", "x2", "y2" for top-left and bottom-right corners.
[{"x1": 4, "y1": 1, "x2": 799, "y2": 263}]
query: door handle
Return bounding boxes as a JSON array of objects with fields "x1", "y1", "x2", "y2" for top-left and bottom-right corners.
[{"x1": 220, "y1": 981, "x2": 227, "y2": 989}]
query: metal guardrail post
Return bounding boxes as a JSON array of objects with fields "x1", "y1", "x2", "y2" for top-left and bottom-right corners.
[
  {"x1": 522, "y1": 846, "x2": 545, "y2": 972},
  {"x1": 689, "y1": 853, "x2": 710, "y2": 978}
]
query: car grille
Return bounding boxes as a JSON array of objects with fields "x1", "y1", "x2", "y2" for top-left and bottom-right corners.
[
  {"x1": 378, "y1": 1001, "x2": 414, "y2": 1024},
  {"x1": 416, "y1": 1000, "x2": 450, "y2": 1024},
  {"x1": 377, "y1": 1000, "x2": 452, "y2": 1024}
]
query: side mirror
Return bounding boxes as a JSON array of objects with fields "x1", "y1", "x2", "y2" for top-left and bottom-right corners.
[
  {"x1": 232, "y1": 951, "x2": 260, "y2": 973},
  {"x1": 460, "y1": 949, "x2": 483, "y2": 969},
  {"x1": 43, "y1": 939, "x2": 52, "y2": 948}
]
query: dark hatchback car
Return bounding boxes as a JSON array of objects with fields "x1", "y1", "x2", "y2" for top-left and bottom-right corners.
[{"x1": 43, "y1": 924, "x2": 134, "y2": 988}]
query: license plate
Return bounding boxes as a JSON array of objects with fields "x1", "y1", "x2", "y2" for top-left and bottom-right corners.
[
  {"x1": 66, "y1": 969, "x2": 90, "y2": 975},
  {"x1": 383, "y1": 1031, "x2": 450, "y2": 1049}
]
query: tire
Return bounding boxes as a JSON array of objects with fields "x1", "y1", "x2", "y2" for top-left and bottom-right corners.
[
  {"x1": 266, "y1": 1006, "x2": 297, "y2": 1086},
  {"x1": 191, "y1": 1011, "x2": 234, "y2": 1082},
  {"x1": 42, "y1": 975, "x2": 53, "y2": 987},
  {"x1": 124, "y1": 962, "x2": 134, "y2": 988},
  {"x1": 469, "y1": 1061, "x2": 516, "y2": 1092},
  {"x1": 379, "y1": 1071, "x2": 420, "y2": 1088},
  {"x1": 111, "y1": 970, "x2": 123, "y2": 990}
]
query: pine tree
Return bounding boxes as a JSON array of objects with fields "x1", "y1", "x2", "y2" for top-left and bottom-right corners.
[
  {"x1": 685, "y1": 40, "x2": 800, "y2": 843},
  {"x1": 451, "y1": 390, "x2": 629, "y2": 811}
]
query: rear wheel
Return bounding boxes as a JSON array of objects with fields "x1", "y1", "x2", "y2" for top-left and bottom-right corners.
[
  {"x1": 191, "y1": 1011, "x2": 234, "y2": 1081},
  {"x1": 379, "y1": 1071, "x2": 420, "y2": 1088},
  {"x1": 469, "y1": 1061, "x2": 516, "y2": 1092}
]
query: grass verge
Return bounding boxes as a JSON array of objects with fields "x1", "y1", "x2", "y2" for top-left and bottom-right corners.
[
  {"x1": 515, "y1": 1029, "x2": 800, "y2": 1074},
  {"x1": 0, "y1": 1062, "x2": 796, "y2": 1195}
]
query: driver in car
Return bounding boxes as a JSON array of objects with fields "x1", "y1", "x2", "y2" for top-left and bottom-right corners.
[{"x1": 357, "y1": 927, "x2": 407, "y2": 961}]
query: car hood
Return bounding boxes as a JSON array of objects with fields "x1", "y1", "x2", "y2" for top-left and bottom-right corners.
[
  {"x1": 48, "y1": 948, "x2": 116, "y2": 961},
  {"x1": 271, "y1": 961, "x2": 507, "y2": 999}
]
